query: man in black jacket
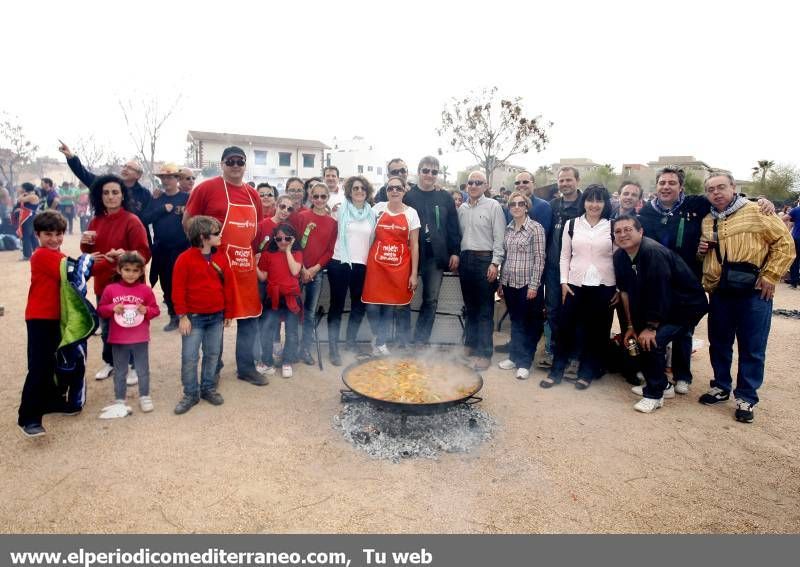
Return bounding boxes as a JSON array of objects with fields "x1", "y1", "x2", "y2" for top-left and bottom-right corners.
[
  {"x1": 58, "y1": 141, "x2": 152, "y2": 244},
  {"x1": 402, "y1": 155, "x2": 461, "y2": 346},
  {"x1": 613, "y1": 215, "x2": 708, "y2": 413}
]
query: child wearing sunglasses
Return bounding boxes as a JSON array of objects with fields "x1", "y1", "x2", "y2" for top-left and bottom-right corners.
[{"x1": 256, "y1": 223, "x2": 304, "y2": 378}]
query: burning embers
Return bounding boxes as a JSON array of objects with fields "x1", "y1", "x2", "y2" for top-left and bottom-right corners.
[{"x1": 334, "y1": 399, "x2": 495, "y2": 461}]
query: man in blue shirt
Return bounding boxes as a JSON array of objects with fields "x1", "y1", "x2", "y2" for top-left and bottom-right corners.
[{"x1": 788, "y1": 199, "x2": 800, "y2": 288}]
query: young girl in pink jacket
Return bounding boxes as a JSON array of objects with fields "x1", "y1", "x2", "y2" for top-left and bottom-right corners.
[{"x1": 96, "y1": 251, "x2": 160, "y2": 418}]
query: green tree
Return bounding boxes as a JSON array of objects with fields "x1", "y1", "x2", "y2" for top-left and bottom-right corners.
[
  {"x1": 757, "y1": 164, "x2": 799, "y2": 202},
  {"x1": 534, "y1": 165, "x2": 553, "y2": 187},
  {"x1": 683, "y1": 171, "x2": 705, "y2": 195},
  {"x1": 581, "y1": 165, "x2": 620, "y2": 193},
  {"x1": 440, "y1": 165, "x2": 450, "y2": 185},
  {"x1": 751, "y1": 160, "x2": 775, "y2": 188},
  {"x1": 437, "y1": 87, "x2": 551, "y2": 187}
]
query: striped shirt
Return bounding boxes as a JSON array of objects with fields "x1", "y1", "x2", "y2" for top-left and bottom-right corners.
[
  {"x1": 500, "y1": 217, "x2": 546, "y2": 289},
  {"x1": 701, "y1": 201, "x2": 795, "y2": 291}
]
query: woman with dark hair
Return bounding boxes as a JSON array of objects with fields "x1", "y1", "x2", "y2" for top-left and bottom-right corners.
[
  {"x1": 541, "y1": 184, "x2": 616, "y2": 390},
  {"x1": 80, "y1": 174, "x2": 150, "y2": 380},
  {"x1": 285, "y1": 176, "x2": 307, "y2": 229},
  {"x1": 256, "y1": 222, "x2": 303, "y2": 378},
  {"x1": 16, "y1": 183, "x2": 40, "y2": 260},
  {"x1": 326, "y1": 175, "x2": 376, "y2": 365}
]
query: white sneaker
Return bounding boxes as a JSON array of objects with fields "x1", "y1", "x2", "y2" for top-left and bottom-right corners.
[
  {"x1": 634, "y1": 397, "x2": 664, "y2": 413},
  {"x1": 95, "y1": 363, "x2": 114, "y2": 380},
  {"x1": 139, "y1": 395, "x2": 154, "y2": 413},
  {"x1": 515, "y1": 367, "x2": 530, "y2": 380},
  {"x1": 256, "y1": 362, "x2": 270, "y2": 375},
  {"x1": 632, "y1": 383, "x2": 675, "y2": 399},
  {"x1": 281, "y1": 364, "x2": 293, "y2": 379},
  {"x1": 674, "y1": 380, "x2": 690, "y2": 395},
  {"x1": 372, "y1": 343, "x2": 391, "y2": 357},
  {"x1": 99, "y1": 401, "x2": 132, "y2": 419},
  {"x1": 498, "y1": 359, "x2": 516, "y2": 370},
  {"x1": 126, "y1": 367, "x2": 138, "y2": 386}
]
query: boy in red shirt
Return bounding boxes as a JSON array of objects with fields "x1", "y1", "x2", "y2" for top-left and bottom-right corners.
[
  {"x1": 18, "y1": 211, "x2": 68, "y2": 437},
  {"x1": 172, "y1": 216, "x2": 234, "y2": 414}
]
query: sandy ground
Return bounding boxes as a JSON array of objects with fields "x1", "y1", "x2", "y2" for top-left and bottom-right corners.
[{"x1": 1, "y1": 233, "x2": 798, "y2": 534}]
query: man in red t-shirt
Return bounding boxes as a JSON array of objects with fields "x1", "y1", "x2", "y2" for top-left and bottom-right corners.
[{"x1": 183, "y1": 147, "x2": 266, "y2": 386}]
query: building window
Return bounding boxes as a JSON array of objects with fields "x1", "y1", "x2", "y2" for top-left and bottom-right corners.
[
  {"x1": 302, "y1": 153, "x2": 315, "y2": 168},
  {"x1": 279, "y1": 152, "x2": 291, "y2": 167},
  {"x1": 377, "y1": 167, "x2": 382, "y2": 175},
  {"x1": 358, "y1": 165, "x2": 364, "y2": 174},
  {"x1": 367, "y1": 166, "x2": 373, "y2": 172},
  {"x1": 254, "y1": 150, "x2": 267, "y2": 165}
]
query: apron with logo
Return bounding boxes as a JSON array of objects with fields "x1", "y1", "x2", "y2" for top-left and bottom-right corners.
[
  {"x1": 221, "y1": 180, "x2": 262, "y2": 319},
  {"x1": 362, "y1": 209, "x2": 412, "y2": 305}
]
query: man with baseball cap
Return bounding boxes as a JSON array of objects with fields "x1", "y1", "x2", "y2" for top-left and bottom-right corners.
[
  {"x1": 184, "y1": 146, "x2": 266, "y2": 385},
  {"x1": 142, "y1": 163, "x2": 190, "y2": 331}
]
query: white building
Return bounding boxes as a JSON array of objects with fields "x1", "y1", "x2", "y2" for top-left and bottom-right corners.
[
  {"x1": 324, "y1": 136, "x2": 386, "y2": 187},
  {"x1": 187, "y1": 130, "x2": 330, "y2": 192}
]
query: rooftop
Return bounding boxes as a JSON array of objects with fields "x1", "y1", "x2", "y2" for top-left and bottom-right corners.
[{"x1": 187, "y1": 130, "x2": 330, "y2": 150}]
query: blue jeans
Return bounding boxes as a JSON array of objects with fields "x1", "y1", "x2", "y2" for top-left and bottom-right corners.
[
  {"x1": 543, "y1": 261, "x2": 561, "y2": 354},
  {"x1": 181, "y1": 312, "x2": 224, "y2": 398},
  {"x1": 367, "y1": 304, "x2": 396, "y2": 347},
  {"x1": 459, "y1": 252, "x2": 496, "y2": 358},
  {"x1": 21, "y1": 215, "x2": 38, "y2": 259},
  {"x1": 413, "y1": 255, "x2": 445, "y2": 345},
  {"x1": 235, "y1": 316, "x2": 260, "y2": 375},
  {"x1": 789, "y1": 237, "x2": 800, "y2": 286},
  {"x1": 502, "y1": 284, "x2": 545, "y2": 369},
  {"x1": 261, "y1": 304, "x2": 299, "y2": 365},
  {"x1": 640, "y1": 323, "x2": 692, "y2": 399},
  {"x1": 301, "y1": 270, "x2": 324, "y2": 351},
  {"x1": 708, "y1": 290, "x2": 772, "y2": 405}
]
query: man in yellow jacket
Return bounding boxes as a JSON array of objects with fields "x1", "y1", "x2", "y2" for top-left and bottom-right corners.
[{"x1": 696, "y1": 172, "x2": 795, "y2": 423}]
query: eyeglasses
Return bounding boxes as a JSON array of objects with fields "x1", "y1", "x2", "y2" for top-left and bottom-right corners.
[
  {"x1": 287, "y1": 187, "x2": 304, "y2": 193},
  {"x1": 420, "y1": 168, "x2": 439, "y2": 176},
  {"x1": 122, "y1": 164, "x2": 143, "y2": 174},
  {"x1": 278, "y1": 204, "x2": 295, "y2": 212},
  {"x1": 389, "y1": 168, "x2": 407, "y2": 176},
  {"x1": 311, "y1": 193, "x2": 328, "y2": 200},
  {"x1": 467, "y1": 180, "x2": 485, "y2": 187},
  {"x1": 508, "y1": 201, "x2": 527, "y2": 208},
  {"x1": 613, "y1": 227, "x2": 636, "y2": 235},
  {"x1": 387, "y1": 185, "x2": 404, "y2": 193},
  {"x1": 514, "y1": 179, "x2": 532, "y2": 186},
  {"x1": 274, "y1": 236, "x2": 294, "y2": 243},
  {"x1": 224, "y1": 159, "x2": 246, "y2": 167},
  {"x1": 705, "y1": 184, "x2": 730, "y2": 194}
]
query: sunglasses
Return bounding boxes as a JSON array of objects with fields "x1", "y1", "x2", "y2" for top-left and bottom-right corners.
[
  {"x1": 259, "y1": 193, "x2": 274, "y2": 199},
  {"x1": 389, "y1": 168, "x2": 407, "y2": 176},
  {"x1": 420, "y1": 168, "x2": 439, "y2": 175},
  {"x1": 210, "y1": 231, "x2": 221, "y2": 236},
  {"x1": 351, "y1": 186, "x2": 366, "y2": 192},
  {"x1": 287, "y1": 187, "x2": 304, "y2": 193},
  {"x1": 508, "y1": 201, "x2": 527, "y2": 208},
  {"x1": 274, "y1": 236, "x2": 294, "y2": 243},
  {"x1": 514, "y1": 179, "x2": 532, "y2": 186},
  {"x1": 278, "y1": 204, "x2": 294, "y2": 212},
  {"x1": 311, "y1": 194, "x2": 328, "y2": 200},
  {"x1": 387, "y1": 185, "x2": 404, "y2": 193},
  {"x1": 224, "y1": 159, "x2": 246, "y2": 167},
  {"x1": 467, "y1": 180, "x2": 485, "y2": 187}
]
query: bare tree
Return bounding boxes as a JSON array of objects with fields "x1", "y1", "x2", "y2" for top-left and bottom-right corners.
[
  {"x1": 118, "y1": 93, "x2": 182, "y2": 188},
  {"x1": 72, "y1": 135, "x2": 109, "y2": 170},
  {"x1": 437, "y1": 87, "x2": 552, "y2": 187},
  {"x1": 0, "y1": 112, "x2": 39, "y2": 187}
]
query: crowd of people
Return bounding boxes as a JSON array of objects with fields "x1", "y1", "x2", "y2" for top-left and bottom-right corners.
[{"x1": 12, "y1": 144, "x2": 798, "y2": 438}]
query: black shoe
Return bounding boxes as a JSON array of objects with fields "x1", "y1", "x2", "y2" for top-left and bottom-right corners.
[
  {"x1": 163, "y1": 317, "x2": 179, "y2": 332},
  {"x1": 19, "y1": 423, "x2": 46, "y2": 437},
  {"x1": 237, "y1": 372, "x2": 269, "y2": 386},
  {"x1": 329, "y1": 342, "x2": 342, "y2": 366},
  {"x1": 200, "y1": 390, "x2": 225, "y2": 406},
  {"x1": 300, "y1": 349, "x2": 315, "y2": 365},
  {"x1": 174, "y1": 396, "x2": 199, "y2": 415},
  {"x1": 494, "y1": 341, "x2": 511, "y2": 353},
  {"x1": 734, "y1": 399, "x2": 755, "y2": 423},
  {"x1": 699, "y1": 387, "x2": 730, "y2": 405}
]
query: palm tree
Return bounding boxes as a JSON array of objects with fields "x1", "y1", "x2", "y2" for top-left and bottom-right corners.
[
  {"x1": 752, "y1": 160, "x2": 775, "y2": 187},
  {"x1": 440, "y1": 165, "x2": 449, "y2": 184}
]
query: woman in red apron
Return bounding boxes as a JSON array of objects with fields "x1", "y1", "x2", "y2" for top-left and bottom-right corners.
[{"x1": 362, "y1": 176, "x2": 420, "y2": 356}]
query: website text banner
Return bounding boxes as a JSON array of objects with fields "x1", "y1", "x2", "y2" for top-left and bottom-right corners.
[{"x1": 1, "y1": 535, "x2": 798, "y2": 567}]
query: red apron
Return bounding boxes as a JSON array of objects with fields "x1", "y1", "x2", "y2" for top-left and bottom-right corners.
[
  {"x1": 220, "y1": 180, "x2": 261, "y2": 319},
  {"x1": 362, "y1": 209, "x2": 412, "y2": 305}
]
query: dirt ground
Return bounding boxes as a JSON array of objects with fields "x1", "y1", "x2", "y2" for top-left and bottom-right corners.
[{"x1": 1, "y1": 233, "x2": 798, "y2": 534}]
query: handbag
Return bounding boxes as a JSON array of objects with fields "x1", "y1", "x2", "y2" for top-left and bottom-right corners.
[{"x1": 713, "y1": 218, "x2": 762, "y2": 292}]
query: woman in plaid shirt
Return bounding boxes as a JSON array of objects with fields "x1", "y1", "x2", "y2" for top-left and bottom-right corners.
[{"x1": 497, "y1": 191, "x2": 546, "y2": 380}]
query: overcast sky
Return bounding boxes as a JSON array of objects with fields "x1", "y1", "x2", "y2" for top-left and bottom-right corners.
[{"x1": 4, "y1": 0, "x2": 798, "y2": 180}]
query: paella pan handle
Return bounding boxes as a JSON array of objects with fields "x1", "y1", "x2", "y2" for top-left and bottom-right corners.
[{"x1": 463, "y1": 395, "x2": 483, "y2": 405}]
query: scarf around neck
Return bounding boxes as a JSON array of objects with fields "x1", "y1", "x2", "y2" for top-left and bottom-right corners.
[
  {"x1": 710, "y1": 195, "x2": 748, "y2": 220},
  {"x1": 336, "y1": 199, "x2": 376, "y2": 265},
  {"x1": 652, "y1": 192, "x2": 686, "y2": 217}
]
